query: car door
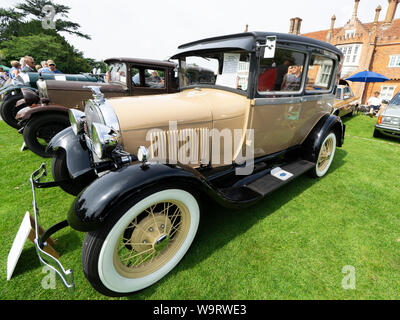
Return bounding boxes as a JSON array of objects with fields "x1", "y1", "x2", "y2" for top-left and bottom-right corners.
[
  {"x1": 250, "y1": 47, "x2": 308, "y2": 157},
  {"x1": 129, "y1": 65, "x2": 168, "y2": 96}
]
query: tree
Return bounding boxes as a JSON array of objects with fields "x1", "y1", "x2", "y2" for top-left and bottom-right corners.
[
  {"x1": 0, "y1": 0, "x2": 96, "y2": 73},
  {"x1": 15, "y1": 0, "x2": 91, "y2": 39},
  {"x1": 0, "y1": 33, "x2": 92, "y2": 74}
]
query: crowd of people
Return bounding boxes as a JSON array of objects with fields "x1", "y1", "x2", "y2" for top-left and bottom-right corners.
[{"x1": 0, "y1": 56, "x2": 62, "y2": 87}]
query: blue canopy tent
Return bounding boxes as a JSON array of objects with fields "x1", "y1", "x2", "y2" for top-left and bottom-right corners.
[
  {"x1": 345, "y1": 70, "x2": 389, "y2": 106},
  {"x1": 346, "y1": 70, "x2": 389, "y2": 83}
]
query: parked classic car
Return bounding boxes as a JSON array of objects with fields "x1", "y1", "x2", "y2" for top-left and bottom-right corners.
[
  {"x1": 15, "y1": 58, "x2": 179, "y2": 157},
  {"x1": 374, "y1": 91, "x2": 400, "y2": 139},
  {"x1": 333, "y1": 80, "x2": 359, "y2": 117},
  {"x1": 0, "y1": 72, "x2": 103, "y2": 129},
  {"x1": 18, "y1": 32, "x2": 345, "y2": 297}
]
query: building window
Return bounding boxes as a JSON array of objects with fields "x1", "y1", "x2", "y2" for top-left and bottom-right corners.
[
  {"x1": 381, "y1": 86, "x2": 396, "y2": 101},
  {"x1": 388, "y1": 55, "x2": 400, "y2": 68},
  {"x1": 337, "y1": 44, "x2": 362, "y2": 66},
  {"x1": 345, "y1": 29, "x2": 355, "y2": 38},
  {"x1": 306, "y1": 54, "x2": 335, "y2": 91}
]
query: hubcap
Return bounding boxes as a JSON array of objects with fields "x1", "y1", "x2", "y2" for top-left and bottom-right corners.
[{"x1": 113, "y1": 201, "x2": 190, "y2": 278}]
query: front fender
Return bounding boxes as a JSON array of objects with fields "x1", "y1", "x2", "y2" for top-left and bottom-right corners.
[
  {"x1": 0, "y1": 85, "x2": 37, "y2": 97},
  {"x1": 67, "y1": 163, "x2": 210, "y2": 232},
  {"x1": 48, "y1": 127, "x2": 92, "y2": 179},
  {"x1": 17, "y1": 104, "x2": 68, "y2": 122}
]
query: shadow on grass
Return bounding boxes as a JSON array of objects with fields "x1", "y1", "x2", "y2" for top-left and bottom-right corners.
[
  {"x1": 12, "y1": 231, "x2": 81, "y2": 279},
  {"x1": 128, "y1": 149, "x2": 348, "y2": 299}
]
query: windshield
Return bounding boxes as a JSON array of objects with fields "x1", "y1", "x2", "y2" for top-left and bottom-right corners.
[
  {"x1": 106, "y1": 63, "x2": 127, "y2": 85},
  {"x1": 390, "y1": 92, "x2": 400, "y2": 107},
  {"x1": 178, "y1": 50, "x2": 250, "y2": 92}
]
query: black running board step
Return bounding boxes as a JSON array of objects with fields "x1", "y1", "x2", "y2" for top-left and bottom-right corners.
[{"x1": 246, "y1": 160, "x2": 315, "y2": 197}]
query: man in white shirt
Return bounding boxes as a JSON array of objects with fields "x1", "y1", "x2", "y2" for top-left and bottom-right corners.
[{"x1": 368, "y1": 91, "x2": 382, "y2": 117}]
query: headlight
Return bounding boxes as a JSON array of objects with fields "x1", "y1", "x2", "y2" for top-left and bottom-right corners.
[
  {"x1": 69, "y1": 109, "x2": 85, "y2": 135},
  {"x1": 382, "y1": 116, "x2": 400, "y2": 125},
  {"x1": 91, "y1": 122, "x2": 120, "y2": 159}
]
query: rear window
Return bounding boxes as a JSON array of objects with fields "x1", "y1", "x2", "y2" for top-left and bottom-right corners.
[{"x1": 306, "y1": 55, "x2": 335, "y2": 92}]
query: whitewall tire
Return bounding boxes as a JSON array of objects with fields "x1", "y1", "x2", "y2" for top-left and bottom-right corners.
[
  {"x1": 313, "y1": 132, "x2": 337, "y2": 178},
  {"x1": 82, "y1": 187, "x2": 200, "y2": 297}
]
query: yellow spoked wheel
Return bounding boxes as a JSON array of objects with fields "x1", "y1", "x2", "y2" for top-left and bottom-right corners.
[
  {"x1": 315, "y1": 132, "x2": 336, "y2": 178},
  {"x1": 82, "y1": 188, "x2": 200, "y2": 297},
  {"x1": 114, "y1": 200, "x2": 191, "y2": 279}
]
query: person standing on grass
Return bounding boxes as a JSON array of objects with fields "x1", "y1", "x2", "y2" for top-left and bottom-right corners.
[
  {"x1": 8, "y1": 61, "x2": 21, "y2": 79},
  {"x1": 0, "y1": 67, "x2": 9, "y2": 86},
  {"x1": 368, "y1": 91, "x2": 382, "y2": 117},
  {"x1": 20, "y1": 56, "x2": 36, "y2": 73},
  {"x1": 40, "y1": 60, "x2": 63, "y2": 74},
  {"x1": 38, "y1": 61, "x2": 48, "y2": 73}
]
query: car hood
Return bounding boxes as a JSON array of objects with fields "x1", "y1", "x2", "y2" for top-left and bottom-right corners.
[
  {"x1": 108, "y1": 88, "x2": 248, "y2": 132},
  {"x1": 383, "y1": 105, "x2": 400, "y2": 117}
]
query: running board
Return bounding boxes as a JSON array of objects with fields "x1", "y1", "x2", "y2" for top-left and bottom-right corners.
[{"x1": 246, "y1": 160, "x2": 315, "y2": 197}]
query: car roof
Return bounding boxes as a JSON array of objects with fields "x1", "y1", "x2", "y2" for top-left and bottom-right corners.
[
  {"x1": 171, "y1": 32, "x2": 343, "y2": 58},
  {"x1": 104, "y1": 57, "x2": 176, "y2": 68}
]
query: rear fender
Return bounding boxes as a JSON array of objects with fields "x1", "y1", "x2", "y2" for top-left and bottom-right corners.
[{"x1": 302, "y1": 114, "x2": 345, "y2": 161}]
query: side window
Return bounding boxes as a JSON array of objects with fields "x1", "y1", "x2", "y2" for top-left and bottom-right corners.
[
  {"x1": 145, "y1": 69, "x2": 165, "y2": 89},
  {"x1": 306, "y1": 55, "x2": 335, "y2": 92},
  {"x1": 258, "y1": 48, "x2": 306, "y2": 94},
  {"x1": 343, "y1": 87, "x2": 353, "y2": 99},
  {"x1": 131, "y1": 67, "x2": 140, "y2": 86},
  {"x1": 336, "y1": 88, "x2": 343, "y2": 99}
]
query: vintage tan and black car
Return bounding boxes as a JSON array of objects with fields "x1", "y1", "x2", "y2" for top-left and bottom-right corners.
[
  {"x1": 14, "y1": 32, "x2": 345, "y2": 297},
  {"x1": 15, "y1": 58, "x2": 179, "y2": 157},
  {"x1": 333, "y1": 80, "x2": 360, "y2": 117}
]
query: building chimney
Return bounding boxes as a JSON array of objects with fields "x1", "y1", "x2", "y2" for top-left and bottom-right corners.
[
  {"x1": 293, "y1": 17, "x2": 302, "y2": 35},
  {"x1": 353, "y1": 0, "x2": 361, "y2": 19},
  {"x1": 289, "y1": 18, "x2": 295, "y2": 34},
  {"x1": 385, "y1": 0, "x2": 399, "y2": 24},
  {"x1": 326, "y1": 15, "x2": 336, "y2": 42},
  {"x1": 374, "y1": 5, "x2": 382, "y2": 23}
]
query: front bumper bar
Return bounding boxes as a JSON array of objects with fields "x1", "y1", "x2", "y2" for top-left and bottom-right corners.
[
  {"x1": 30, "y1": 163, "x2": 74, "y2": 292},
  {"x1": 375, "y1": 124, "x2": 400, "y2": 137}
]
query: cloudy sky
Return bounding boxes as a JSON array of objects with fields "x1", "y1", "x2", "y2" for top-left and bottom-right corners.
[{"x1": 2, "y1": 0, "x2": 399, "y2": 61}]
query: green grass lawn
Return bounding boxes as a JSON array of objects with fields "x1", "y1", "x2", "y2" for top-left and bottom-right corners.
[{"x1": 1, "y1": 114, "x2": 400, "y2": 300}]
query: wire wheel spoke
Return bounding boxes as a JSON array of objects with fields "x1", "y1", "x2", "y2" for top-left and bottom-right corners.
[{"x1": 115, "y1": 200, "x2": 186, "y2": 273}]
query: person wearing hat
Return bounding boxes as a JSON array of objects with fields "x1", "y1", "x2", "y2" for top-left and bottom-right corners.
[
  {"x1": 368, "y1": 91, "x2": 382, "y2": 117},
  {"x1": 41, "y1": 60, "x2": 63, "y2": 74}
]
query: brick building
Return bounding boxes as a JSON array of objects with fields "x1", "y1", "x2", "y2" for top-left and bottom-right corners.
[{"x1": 294, "y1": 0, "x2": 400, "y2": 104}]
